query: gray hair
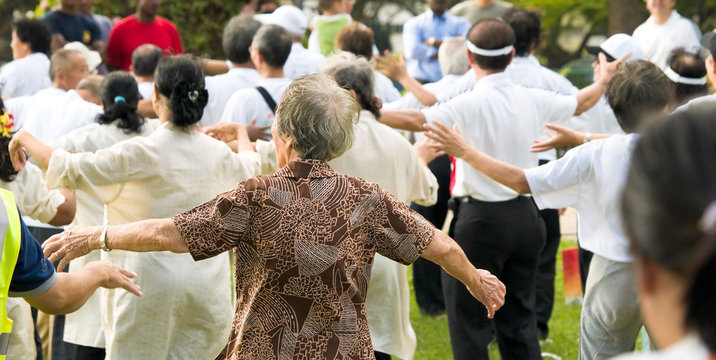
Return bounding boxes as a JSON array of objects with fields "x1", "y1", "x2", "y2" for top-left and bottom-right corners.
[
  {"x1": 50, "y1": 49, "x2": 81, "y2": 81},
  {"x1": 76, "y1": 75, "x2": 104, "y2": 97},
  {"x1": 323, "y1": 52, "x2": 380, "y2": 118},
  {"x1": 275, "y1": 74, "x2": 360, "y2": 161},
  {"x1": 439, "y1": 37, "x2": 470, "y2": 76}
]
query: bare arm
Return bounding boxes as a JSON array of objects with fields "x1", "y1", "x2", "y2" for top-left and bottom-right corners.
[
  {"x1": 9, "y1": 130, "x2": 53, "y2": 170},
  {"x1": 530, "y1": 123, "x2": 612, "y2": 152},
  {"x1": 42, "y1": 219, "x2": 187, "y2": 272},
  {"x1": 379, "y1": 109, "x2": 427, "y2": 132},
  {"x1": 421, "y1": 230, "x2": 506, "y2": 318},
  {"x1": 201, "y1": 59, "x2": 230, "y2": 75},
  {"x1": 24, "y1": 260, "x2": 142, "y2": 314},
  {"x1": 573, "y1": 52, "x2": 629, "y2": 115},
  {"x1": 375, "y1": 51, "x2": 438, "y2": 107},
  {"x1": 47, "y1": 189, "x2": 76, "y2": 226},
  {"x1": 424, "y1": 121, "x2": 531, "y2": 194}
]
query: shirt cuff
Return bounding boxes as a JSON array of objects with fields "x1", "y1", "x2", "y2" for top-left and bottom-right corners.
[{"x1": 9, "y1": 272, "x2": 57, "y2": 298}]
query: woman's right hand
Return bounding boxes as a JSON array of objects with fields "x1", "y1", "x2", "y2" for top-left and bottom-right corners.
[
  {"x1": 8, "y1": 130, "x2": 28, "y2": 171},
  {"x1": 43, "y1": 225, "x2": 103, "y2": 272},
  {"x1": 467, "y1": 269, "x2": 506, "y2": 319},
  {"x1": 204, "y1": 122, "x2": 240, "y2": 143}
]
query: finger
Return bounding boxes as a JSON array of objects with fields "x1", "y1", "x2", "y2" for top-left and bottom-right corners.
[
  {"x1": 485, "y1": 303, "x2": 495, "y2": 319},
  {"x1": 597, "y1": 52, "x2": 607, "y2": 66},
  {"x1": 123, "y1": 279, "x2": 143, "y2": 297},
  {"x1": 119, "y1": 267, "x2": 138, "y2": 278},
  {"x1": 544, "y1": 123, "x2": 565, "y2": 132},
  {"x1": 42, "y1": 235, "x2": 63, "y2": 257},
  {"x1": 249, "y1": 117, "x2": 257, "y2": 126},
  {"x1": 57, "y1": 257, "x2": 69, "y2": 272},
  {"x1": 615, "y1": 51, "x2": 631, "y2": 65}
]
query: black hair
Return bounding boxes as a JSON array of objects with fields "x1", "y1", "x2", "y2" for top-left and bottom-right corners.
[
  {"x1": 605, "y1": 60, "x2": 672, "y2": 133},
  {"x1": 131, "y1": 44, "x2": 163, "y2": 77},
  {"x1": 223, "y1": 15, "x2": 262, "y2": 64},
  {"x1": 154, "y1": 56, "x2": 208, "y2": 127},
  {"x1": 0, "y1": 99, "x2": 18, "y2": 183},
  {"x1": 502, "y1": 7, "x2": 541, "y2": 57},
  {"x1": 467, "y1": 18, "x2": 515, "y2": 71},
  {"x1": 667, "y1": 48, "x2": 708, "y2": 109},
  {"x1": 252, "y1": 24, "x2": 292, "y2": 68},
  {"x1": 13, "y1": 19, "x2": 51, "y2": 55},
  {"x1": 97, "y1": 72, "x2": 145, "y2": 133},
  {"x1": 622, "y1": 103, "x2": 716, "y2": 353}
]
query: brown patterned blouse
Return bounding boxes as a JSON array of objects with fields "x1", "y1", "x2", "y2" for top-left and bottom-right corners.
[{"x1": 172, "y1": 159, "x2": 436, "y2": 360}]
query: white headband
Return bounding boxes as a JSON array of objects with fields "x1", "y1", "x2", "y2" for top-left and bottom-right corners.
[
  {"x1": 663, "y1": 67, "x2": 707, "y2": 85},
  {"x1": 465, "y1": 41, "x2": 514, "y2": 57}
]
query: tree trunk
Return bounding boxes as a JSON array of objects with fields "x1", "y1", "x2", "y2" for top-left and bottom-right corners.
[{"x1": 607, "y1": 0, "x2": 649, "y2": 35}]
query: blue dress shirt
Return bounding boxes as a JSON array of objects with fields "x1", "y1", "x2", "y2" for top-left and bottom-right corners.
[{"x1": 402, "y1": 9, "x2": 470, "y2": 83}]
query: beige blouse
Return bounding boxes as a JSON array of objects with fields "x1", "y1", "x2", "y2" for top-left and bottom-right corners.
[
  {"x1": 173, "y1": 159, "x2": 436, "y2": 360},
  {"x1": 54, "y1": 119, "x2": 158, "y2": 348},
  {"x1": 46, "y1": 121, "x2": 262, "y2": 359}
]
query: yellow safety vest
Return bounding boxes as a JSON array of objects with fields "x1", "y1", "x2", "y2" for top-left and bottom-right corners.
[{"x1": 0, "y1": 189, "x2": 21, "y2": 359}]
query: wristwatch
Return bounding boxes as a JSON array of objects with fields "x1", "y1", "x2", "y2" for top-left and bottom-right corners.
[
  {"x1": 100, "y1": 225, "x2": 112, "y2": 252},
  {"x1": 583, "y1": 133, "x2": 592, "y2": 144}
]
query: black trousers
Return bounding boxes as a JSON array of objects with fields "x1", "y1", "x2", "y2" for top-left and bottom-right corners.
[
  {"x1": 411, "y1": 154, "x2": 450, "y2": 315},
  {"x1": 443, "y1": 196, "x2": 545, "y2": 360},
  {"x1": 535, "y1": 207, "x2": 560, "y2": 336}
]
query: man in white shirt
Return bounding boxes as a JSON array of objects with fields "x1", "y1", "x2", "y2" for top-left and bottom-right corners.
[
  {"x1": 632, "y1": 0, "x2": 701, "y2": 70},
  {"x1": 0, "y1": 19, "x2": 52, "y2": 99},
  {"x1": 130, "y1": 44, "x2": 163, "y2": 100},
  {"x1": 200, "y1": 16, "x2": 262, "y2": 127},
  {"x1": 380, "y1": 18, "x2": 623, "y2": 360},
  {"x1": 255, "y1": 5, "x2": 325, "y2": 80},
  {"x1": 6, "y1": 49, "x2": 101, "y2": 145},
  {"x1": 449, "y1": 0, "x2": 511, "y2": 25},
  {"x1": 423, "y1": 60, "x2": 672, "y2": 360},
  {"x1": 219, "y1": 24, "x2": 292, "y2": 140}
]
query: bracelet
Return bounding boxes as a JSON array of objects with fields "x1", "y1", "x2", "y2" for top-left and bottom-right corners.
[
  {"x1": 583, "y1": 133, "x2": 592, "y2": 144},
  {"x1": 99, "y1": 225, "x2": 111, "y2": 252}
]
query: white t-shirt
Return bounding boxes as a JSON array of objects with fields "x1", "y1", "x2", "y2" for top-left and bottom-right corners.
[
  {"x1": 7, "y1": 87, "x2": 102, "y2": 144},
  {"x1": 284, "y1": 42, "x2": 325, "y2": 80},
  {"x1": 612, "y1": 334, "x2": 710, "y2": 360},
  {"x1": 137, "y1": 81, "x2": 154, "y2": 100},
  {"x1": 674, "y1": 93, "x2": 716, "y2": 113},
  {"x1": 219, "y1": 77, "x2": 291, "y2": 129},
  {"x1": 384, "y1": 74, "x2": 463, "y2": 111},
  {"x1": 633, "y1": 10, "x2": 701, "y2": 70},
  {"x1": 524, "y1": 134, "x2": 639, "y2": 262},
  {"x1": 0, "y1": 53, "x2": 52, "y2": 99},
  {"x1": 201, "y1": 67, "x2": 261, "y2": 127},
  {"x1": 374, "y1": 70, "x2": 402, "y2": 103},
  {"x1": 422, "y1": 72, "x2": 577, "y2": 201}
]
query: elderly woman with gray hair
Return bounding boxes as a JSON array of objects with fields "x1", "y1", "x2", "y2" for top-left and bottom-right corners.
[{"x1": 40, "y1": 74, "x2": 506, "y2": 360}]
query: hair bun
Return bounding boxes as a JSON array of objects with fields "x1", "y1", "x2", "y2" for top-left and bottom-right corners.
[{"x1": 169, "y1": 80, "x2": 209, "y2": 126}]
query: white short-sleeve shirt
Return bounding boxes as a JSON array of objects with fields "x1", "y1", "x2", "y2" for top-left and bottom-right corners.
[
  {"x1": 201, "y1": 67, "x2": 261, "y2": 127},
  {"x1": 525, "y1": 134, "x2": 639, "y2": 262},
  {"x1": 219, "y1": 77, "x2": 291, "y2": 129},
  {"x1": 633, "y1": 10, "x2": 701, "y2": 70},
  {"x1": 422, "y1": 72, "x2": 577, "y2": 201},
  {"x1": 374, "y1": 71, "x2": 401, "y2": 103},
  {"x1": 284, "y1": 43, "x2": 324, "y2": 80},
  {"x1": 0, "y1": 53, "x2": 52, "y2": 99}
]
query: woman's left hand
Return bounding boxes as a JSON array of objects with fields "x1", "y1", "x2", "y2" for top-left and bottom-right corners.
[
  {"x1": 43, "y1": 225, "x2": 102, "y2": 272},
  {"x1": 467, "y1": 269, "x2": 506, "y2": 319},
  {"x1": 8, "y1": 130, "x2": 28, "y2": 171},
  {"x1": 423, "y1": 121, "x2": 470, "y2": 159}
]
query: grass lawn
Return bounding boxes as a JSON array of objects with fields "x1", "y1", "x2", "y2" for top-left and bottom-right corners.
[{"x1": 407, "y1": 237, "x2": 582, "y2": 360}]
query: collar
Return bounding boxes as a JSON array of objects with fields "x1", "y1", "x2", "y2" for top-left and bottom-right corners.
[
  {"x1": 511, "y1": 54, "x2": 540, "y2": 67},
  {"x1": 274, "y1": 159, "x2": 339, "y2": 179},
  {"x1": 428, "y1": 9, "x2": 447, "y2": 21},
  {"x1": 475, "y1": 72, "x2": 512, "y2": 88}
]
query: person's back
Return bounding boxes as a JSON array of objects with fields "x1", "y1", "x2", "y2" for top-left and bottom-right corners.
[{"x1": 449, "y1": 0, "x2": 511, "y2": 25}]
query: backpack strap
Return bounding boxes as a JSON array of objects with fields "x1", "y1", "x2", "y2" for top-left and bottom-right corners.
[{"x1": 255, "y1": 86, "x2": 277, "y2": 114}]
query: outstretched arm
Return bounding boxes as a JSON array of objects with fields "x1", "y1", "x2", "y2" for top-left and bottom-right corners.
[
  {"x1": 9, "y1": 130, "x2": 53, "y2": 170},
  {"x1": 42, "y1": 219, "x2": 187, "y2": 272},
  {"x1": 530, "y1": 123, "x2": 612, "y2": 152},
  {"x1": 375, "y1": 51, "x2": 438, "y2": 107},
  {"x1": 424, "y1": 121, "x2": 531, "y2": 194},
  {"x1": 574, "y1": 52, "x2": 629, "y2": 115},
  {"x1": 421, "y1": 230, "x2": 506, "y2": 318},
  {"x1": 379, "y1": 109, "x2": 427, "y2": 131}
]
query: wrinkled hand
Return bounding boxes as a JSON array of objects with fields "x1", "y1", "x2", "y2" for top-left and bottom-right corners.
[
  {"x1": 204, "y1": 122, "x2": 241, "y2": 143},
  {"x1": 413, "y1": 139, "x2": 445, "y2": 165},
  {"x1": 530, "y1": 123, "x2": 583, "y2": 152},
  {"x1": 246, "y1": 118, "x2": 271, "y2": 142},
  {"x1": 8, "y1": 130, "x2": 28, "y2": 171},
  {"x1": 84, "y1": 260, "x2": 142, "y2": 296},
  {"x1": 467, "y1": 269, "x2": 506, "y2": 319},
  {"x1": 42, "y1": 225, "x2": 102, "y2": 272},
  {"x1": 374, "y1": 50, "x2": 409, "y2": 82},
  {"x1": 423, "y1": 121, "x2": 470, "y2": 159}
]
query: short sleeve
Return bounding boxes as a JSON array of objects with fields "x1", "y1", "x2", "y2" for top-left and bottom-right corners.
[
  {"x1": 525, "y1": 144, "x2": 591, "y2": 210},
  {"x1": 421, "y1": 94, "x2": 472, "y2": 129},
  {"x1": 530, "y1": 89, "x2": 577, "y2": 126},
  {"x1": 173, "y1": 183, "x2": 254, "y2": 261},
  {"x1": 9, "y1": 213, "x2": 57, "y2": 297},
  {"x1": 371, "y1": 190, "x2": 436, "y2": 265}
]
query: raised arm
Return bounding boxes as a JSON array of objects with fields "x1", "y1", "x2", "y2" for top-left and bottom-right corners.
[
  {"x1": 379, "y1": 109, "x2": 427, "y2": 131},
  {"x1": 573, "y1": 52, "x2": 629, "y2": 115},
  {"x1": 9, "y1": 130, "x2": 53, "y2": 170},
  {"x1": 424, "y1": 121, "x2": 531, "y2": 194},
  {"x1": 42, "y1": 219, "x2": 187, "y2": 272},
  {"x1": 421, "y1": 230, "x2": 506, "y2": 318},
  {"x1": 530, "y1": 123, "x2": 612, "y2": 153},
  {"x1": 375, "y1": 51, "x2": 438, "y2": 107}
]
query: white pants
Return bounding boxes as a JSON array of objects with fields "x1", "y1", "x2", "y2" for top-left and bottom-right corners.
[{"x1": 579, "y1": 254, "x2": 642, "y2": 360}]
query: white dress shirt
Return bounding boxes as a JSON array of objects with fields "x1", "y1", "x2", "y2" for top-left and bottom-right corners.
[
  {"x1": 219, "y1": 77, "x2": 291, "y2": 129},
  {"x1": 633, "y1": 10, "x2": 701, "y2": 70},
  {"x1": 56, "y1": 119, "x2": 158, "y2": 348},
  {"x1": 422, "y1": 72, "x2": 577, "y2": 201},
  {"x1": 674, "y1": 93, "x2": 716, "y2": 113},
  {"x1": 201, "y1": 67, "x2": 261, "y2": 127},
  {"x1": 328, "y1": 110, "x2": 437, "y2": 360},
  {"x1": 384, "y1": 74, "x2": 463, "y2": 111},
  {"x1": 7, "y1": 87, "x2": 102, "y2": 144},
  {"x1": 525, "y1": 134, "x2": 639, "y2": 262},
  {"x1": 0, "y1": 53, "x2": 52, "y2": 99},
  {"x1": 284, "y1": 42, "x2": 325, "y2": 80},
  {"x1": 45, "y1": 122, "x2": 261, "y2": 359}
]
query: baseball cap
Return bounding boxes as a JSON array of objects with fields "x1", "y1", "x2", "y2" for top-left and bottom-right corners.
[
  {"x1": 64, "y1": 42, "x2": 102, "y2": 72},
  {"x1": 254, "y1": 5, "x2": 308, "y2": 38},
  {"x1": 701, "y1": 31, "x2": 716, "y2": 58},
  {"x1": 586, "y1": 33, "x2": 645, "y2": 62}
]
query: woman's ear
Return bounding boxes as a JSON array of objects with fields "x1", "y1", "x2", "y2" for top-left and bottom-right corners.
[{"x1": 348, "y1": 89, "x2": 358, "y2": 100}]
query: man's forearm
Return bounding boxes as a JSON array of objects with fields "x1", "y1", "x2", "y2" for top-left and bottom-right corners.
[
  {"x1": 462, "y1": 148, "x2": 531, "y2": 194},
  {"x1": 574, "y1": 81, "x2": 607, "y2": 115},
  {"x1": 379, "y1": 109, "x2": 426, "y2": 131}
]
